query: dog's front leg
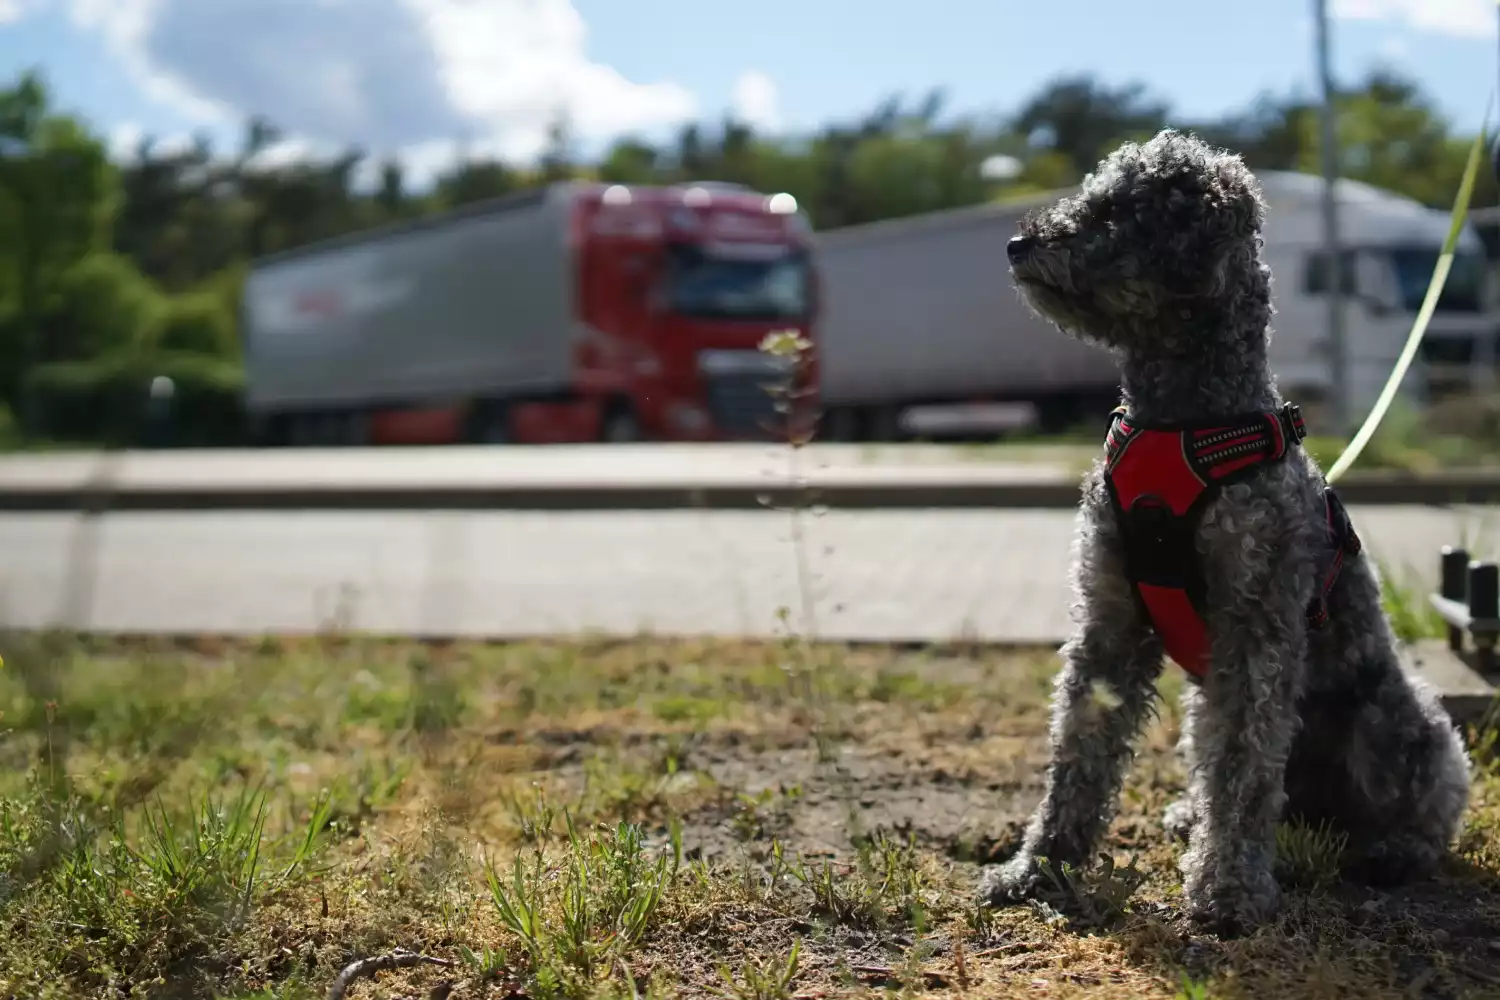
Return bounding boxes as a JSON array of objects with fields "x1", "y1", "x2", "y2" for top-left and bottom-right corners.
[
  {"x1": 979, "y1": 491, "x2": 1163, "y2": 906},
  {"x1": 1179, "y1": 514, "x2": 1311, "y2": 937}
]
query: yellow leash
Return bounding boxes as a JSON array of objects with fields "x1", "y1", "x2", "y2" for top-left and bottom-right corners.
[{"x1": 1324, "y1": 97, "x2": 1493, "y2": 483}]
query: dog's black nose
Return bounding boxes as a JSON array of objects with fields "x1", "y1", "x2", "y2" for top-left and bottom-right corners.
[{"x1": 1007, "y1": 235, "x2": 1034, "y2": 263}]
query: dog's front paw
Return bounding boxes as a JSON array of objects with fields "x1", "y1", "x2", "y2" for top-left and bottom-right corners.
[
  {"x1": 1182, "y1": 864, "x2": 1280, "y2": 938},
  {"x1": 977, "y1": 851, "x2": 1046, "y2": 907}
]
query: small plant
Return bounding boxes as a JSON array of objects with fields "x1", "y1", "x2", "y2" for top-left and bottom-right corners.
[
  {"x1": 730, "y1": 785, "x2": 802, "y2": 843},
  {"x1": 407, "y1": 649, "x2": 467, "y2": 732},
  {"x1": 1274, "y1": 819, "x2": 1348, "y2": 890},
  {"x1": 712, "y1": 939, "x2": 802, "y2": 1000},
  {"x1": 504, "y1": 783, "x2": 563, "y2": 847},
  {"x1": 731, "y1": 789, "x2": 772, "y2": 842},
  {"x1": 965, "y1": 893, "x2": 998, "y2": 938},
  {"x1": 788, "y1": 830, "x2": 931, "y2": 929},
  {"x1": 458, "y1": 942, "x2": 512, "y2": 981},
  {"x1": 1177, "y1": 974, "x2": 1215, "y2": 1000},
  {"x1": 485, "y1": 814, "x2": 675, "y2": 994},
  {"x1": 1031, "y1": 852, "x2": 1147, "y2": 928},
  {"x1": 757, "y1": 330, "x2": 863, "y2": 822}
]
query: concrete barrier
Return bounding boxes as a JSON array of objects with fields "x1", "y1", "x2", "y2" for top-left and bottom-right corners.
[{"x1": 1, "y1": 446, "x2": 1499, "y2": 510}]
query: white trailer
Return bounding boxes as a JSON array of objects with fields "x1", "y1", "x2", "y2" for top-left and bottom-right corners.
[
  {"x1": 810, "y1": 172, "x2": 1499, "y2": 441},
  {"x1": 810, "y1": 197, "x2": 1121, "y2": 440},
  {"x1": 240, "y1": 186, "x2": 578, "y2": 445},
  {"x1": 1254, "y1": 170, "x2": 1498, "y2": 420}
]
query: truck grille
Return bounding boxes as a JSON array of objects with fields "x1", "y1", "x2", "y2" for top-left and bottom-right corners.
[
  {"x1": 698, "y1": 350, "x2": 798, "y2": 440},
  {"x1": 706, "y1": 373, "x2": 786, "y2": 439}
]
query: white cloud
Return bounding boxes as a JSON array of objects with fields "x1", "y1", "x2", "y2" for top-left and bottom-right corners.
[
  {"x1": 731, "y1": 70, "x2": 780, "y2": 132},
  {"x1": 106, "y1": 120, "x2": 144, "y2": 161},
  {"x1": 19, "y1": 0, "x2": 698, "y2": 167},
  {"x1": 1332, "y1": 0, "x2": 1496, "y2": 38},
  {"x1": 394, "y1": 139, "x2": 469, "y2": 190},
  {"x1": 244, "y1": 136, "x2": 323, "y2": 171},
  {"x1": 410, "y1": 0, "x2": 697, "y2": 161},
  {"x1": 0, "y1": 0, "x2": 44, "y2": 22},
  {"x1": 65, "y1": 0, "x2": 230, "y2": 123},
  {"x1": 1378, "y1": 33, "x2": 1411, "y2": 60}
]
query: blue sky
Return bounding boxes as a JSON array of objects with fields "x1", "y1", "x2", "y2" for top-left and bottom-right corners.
[{"x1": 1, "y1": 0, "x2": 1497, "y2": 181}]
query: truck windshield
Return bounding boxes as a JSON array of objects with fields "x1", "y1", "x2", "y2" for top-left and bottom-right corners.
[
  {"x1": 1389, "y1": 246, "x2": 1486, "y2": 313},
  {"x1": 664, "y1": 244, "x2": 809, "y2": 321}
]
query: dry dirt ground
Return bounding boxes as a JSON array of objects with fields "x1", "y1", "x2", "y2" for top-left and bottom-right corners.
[{"x1": 1, "y1": 633, "x2": 1499, "y2": 999}]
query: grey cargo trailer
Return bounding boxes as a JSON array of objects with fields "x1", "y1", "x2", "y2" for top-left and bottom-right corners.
[
  {"x1": 241, "y1": 185, "x2": 577, "y2": 426},
  {"x1": 811, "y1": 195, "x2": 1120, "y2": 438}
]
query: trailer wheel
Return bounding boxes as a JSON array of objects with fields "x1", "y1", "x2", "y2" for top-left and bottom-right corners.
[
  {"x1": 287, "y1": 413, "x2": 320, "y2": 447},
  {"x1": 600, "y1": 402, "x2": 642, "y2": 443},
  {"x1": 468, "y1": 402, "x2": 511, "y2": 444},
  {"x1": 819, "y1": 406, "x2": 863, "y2": 442},
  {"x1": 866, "y1": 405, "x2": 904, "y2": 442},
  {"x1": 1034, "y1": 397, "x2": 1082, "y2": 436}
]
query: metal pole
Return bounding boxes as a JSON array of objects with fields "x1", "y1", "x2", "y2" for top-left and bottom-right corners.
[
  {"x1": 1314, "y1": 0, "x2": 1348, "y2": 435},
  {"x1": 1486, "y1": 1, "x2": 1500, "y2": 393}
]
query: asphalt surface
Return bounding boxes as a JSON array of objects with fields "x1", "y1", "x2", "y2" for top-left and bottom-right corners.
[{"x1": 1, "y1": 504, "x2": 1494, "y2": 644}]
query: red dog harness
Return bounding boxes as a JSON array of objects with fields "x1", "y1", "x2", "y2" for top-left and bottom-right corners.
[{"x1": 1103, "y1": 402, "x2": 1361, "y2": 679}]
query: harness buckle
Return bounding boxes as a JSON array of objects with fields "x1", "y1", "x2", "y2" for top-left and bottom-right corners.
[{"x1": 1279, "y1": 403, "x2": 1307, "y2": 445}]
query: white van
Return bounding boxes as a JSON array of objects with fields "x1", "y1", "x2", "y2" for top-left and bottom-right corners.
[{"x1": 1256, "y1": 170, "x2": 1498, "y2": 422}]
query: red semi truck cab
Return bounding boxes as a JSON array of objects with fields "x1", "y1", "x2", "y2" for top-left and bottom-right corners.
[
  {"x1": 566, "y1": 181, "x2": 819, "y2": 442},
  {"x1": 243, "y1": 180, "x2": 819, "y2": 447}
]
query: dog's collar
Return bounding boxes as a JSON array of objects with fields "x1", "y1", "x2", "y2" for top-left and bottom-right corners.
[
  {"x1": 1107, "y1": 402, "x2": 1305, "y2": 441},
  {"x1": 1105, "y1": 402, "x2": 1307, "y2": 474}
]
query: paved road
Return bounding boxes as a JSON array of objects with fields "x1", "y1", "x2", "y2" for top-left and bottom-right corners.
[
  {"x1": 1, "y1": 505, "x2": 1495, "y2": 644},
  {"x1": 0, "y1": 443, "x2": 1081, "y2": 492}
]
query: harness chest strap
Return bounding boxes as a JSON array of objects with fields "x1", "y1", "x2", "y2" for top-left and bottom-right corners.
[{"x1": 1102, "y1": 403, "x2": 1361, "y2": 678}]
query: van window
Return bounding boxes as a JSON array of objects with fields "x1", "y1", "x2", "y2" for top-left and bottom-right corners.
[
  {"x1": 1389, "y1": 247, "x2": 1484, "y2": 313},
  {"x1": 1303, "y1": 250, "x2": 1358, "y2": 296}
]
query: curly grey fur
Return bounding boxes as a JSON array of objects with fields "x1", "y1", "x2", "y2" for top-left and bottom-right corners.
[{"x1": 978, "y1": 129, "x2": 1472, "y2": 937}]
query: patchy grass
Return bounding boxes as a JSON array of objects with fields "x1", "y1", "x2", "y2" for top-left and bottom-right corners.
[
  {"x1": 0, "y1": 633, "x2": 1498, "y2": 999},
  {"x1": 1301, "y1": 394, "x2": 1500, "y2": 475},
  {"x1": 1380, "y1": 560, "x2": 1450, "y2": 645}
]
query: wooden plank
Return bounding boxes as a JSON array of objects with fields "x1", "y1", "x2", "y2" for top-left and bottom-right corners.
[{"x1": 1401, "y1": 638, "x2": 1499, "y2": 728}]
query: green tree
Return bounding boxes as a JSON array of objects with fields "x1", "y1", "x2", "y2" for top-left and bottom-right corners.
[
  {"x1": 598, "y1": 138, "x2": 660, "y2": 184},
  {"x1": 0, "y1": 70, "x2": 118, "y2": 420},
  {"x1": 434, "y1": 157, "x2": 519, "y2": 208},
  {"x1": 1012, "y1": 75, "x2": 1171, "y2": 180}
]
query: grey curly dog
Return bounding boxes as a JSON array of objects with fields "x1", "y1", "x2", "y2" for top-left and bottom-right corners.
[{"x1": 980, "y1": 128, "x2": 1473, "y2": 937}]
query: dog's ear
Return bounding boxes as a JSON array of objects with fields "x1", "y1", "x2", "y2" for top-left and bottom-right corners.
[
  {"x1": 1191, "y1": 159, "x2": 1262, "y2": 298},
  {"x1": 1211, "y1": 156, "x2": 1264, "y2": 241}
]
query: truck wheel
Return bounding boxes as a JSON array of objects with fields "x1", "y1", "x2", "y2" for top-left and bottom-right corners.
[
  {"x1": 601, "y1": 403, "x2": 642, "y2": 443},
  {"x1": 341, "y1": 412, "x2": 370, "y2": 447},
  {"x1": 462, "y1": 400, "x2": 512, "y2": 444},
  {"x1": 250, "y1": 415, "x2": 285, "y2": 448},
  {"x1": 867, "y1": 406, "x2": 904, "y2": 442},
  {"x1": 288, "y1": 414, "x2": 317, "y2": 447},
  {"x1": 475, "y1": 409, "x2": 510, "y2": 444},
  {"x1": 1034, "y1": 397, "x2": 1085, "y2": 436},
  {"x1": 819, "y1": 406, "x2": 863, "y2": 442}
]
